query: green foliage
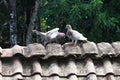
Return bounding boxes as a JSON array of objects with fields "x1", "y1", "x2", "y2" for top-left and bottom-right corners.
[{"x1": 0, "y1": 2, "x2": 9, "y2": 46}]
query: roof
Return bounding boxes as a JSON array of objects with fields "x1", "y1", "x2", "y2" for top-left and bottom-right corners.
[{"x1": 1, "y1": 41, "x2": 120, "y2": 80}]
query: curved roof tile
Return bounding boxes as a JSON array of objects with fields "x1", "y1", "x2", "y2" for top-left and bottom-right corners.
[{"x1": 97, "y1": 42, "x2": 116, "y2": 57}]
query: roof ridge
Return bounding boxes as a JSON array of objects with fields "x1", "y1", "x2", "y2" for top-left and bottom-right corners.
[{"x1": 0, "y1": 41, "x2": 120, "y2": 58}]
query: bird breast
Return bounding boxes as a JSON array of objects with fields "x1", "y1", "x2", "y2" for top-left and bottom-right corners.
[{"x1": 67, "y1": 30, "x2": 73, "y2": 38}]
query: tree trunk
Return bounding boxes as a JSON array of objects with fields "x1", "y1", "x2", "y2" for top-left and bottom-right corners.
[
  {"x1": 3, "y1": 0, "x2": 8, "y2": 8},
  {"x1": 8, "y1": 0, "x2": 17, "y2": 47},
  {"x1": 26, "y1": 0, "x2": 40, "y2": 45},
  {"x1": 36, "y1": 14, "x2": 41, "y2": 43},
  {"x1": 21, "y1": 11, "x2": 27, "y2": 46}
]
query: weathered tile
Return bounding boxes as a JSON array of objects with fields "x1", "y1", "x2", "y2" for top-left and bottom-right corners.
[
  {"x1": 13, "y1": 57, "x2": 23, "y2": 74},
  {"x1": 116, "y1": 77, "x2": 120, "y2": 80},
  {"x1": 47, "y1": 60, "x2": 60, "y2": 75},
  {"x1": 22, "y1": 58, "x2": 33, "y2": 75},
  {"x1": 0, "y1": 60, "x2": 2, "y2": 73},
  {"x1": 41, "y1": 58, "x2": 60, "y2": 76},
  {"x1": 97, "y1": 42, "x2": 115, "y2": 56},
  {"x1": 63, "y1": 43, "x2": 82, "y2": 56},
  {"x1": 103, "y1": 57, "x2": 114, "y2": 74},
  {"x1": 87, "y1": 74, "x2": 97, "y2": 80},
  {"x1": 65, "y1": 58, "x2": 77, "y2": 75},
  {"x1": 32, "y1": 59, "x2": 42, "y2": 75},
  {"x1": 97, "y1": 77, "x2": 106, "y2": 80},
  {"x1": 82, "y1": 42, "x2": 98, "y2": 55},
  {"x1": 2, "y1": 58, "x2": 14, "y2": 75},
  {"x1": 2, "y1": 77, "x2": 14, "y2": 80},
  {"x1": 85, "y1": 58, "x2": 96, "y2": 74},
  {"x1": 0, "y1": 76, "x2": 1, "y2": 80},
  {"x1": 21, "y1": 75, "x2": 42, "y2": 80},
  {"x1": 42, "y1": 76, "x2": 60, "y2": 80},
  {"x1": 105, "y1": 74, "x2": 115, "y2": 80},
  {"x1": 2, "y1": 45, "x2": 24, "y2": 57},
  {"x1": 27, "y1": 43, "x2": 46, "y2": 57},
  {"x1": 2, "y1": 57, "x2": 23, "y2": 75},
  {"x1": 1, "y1": 49, "x2": 13, "y2": 57},
  {"x1": 12, "y1": 45, "x2": 24, "y2": 55},
  {"x1": 68, "y1": 75, "x2": 78, "y2": 80},
  {"x1": 31, "y1": 74, "x2": 42, "y2": 80},
  {"x1": 76, "y1": 59, "x2": 86, "y2": 76},
  {"x1": 112, "y1": 42, "x2": 120, "y2": 55},
  {"x1": 112, "y1": 58, "x2": 120, "y2": 75},
  {"x1": 77, "y1": 77, "x2": 88, "y2": 80},
  {"x1": 13, "y1": 74, "x2": 23, "y2": 80},
  {"x1": 45, "y1": 43, "x2": 64, "y2": 58},
  {"x1": 94, "y1": 59, "x2": 105, "y2": 75},
  {"x1": 49, "y1": 76, "x2": 60, "y2": 80}
]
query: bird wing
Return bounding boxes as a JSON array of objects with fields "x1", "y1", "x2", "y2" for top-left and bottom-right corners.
[
  {"x1": 47, "y1": 28, "x2": 59, "y2": 34},
  {"x1": 39, "y1": 32, "x2": 47, "y2": 36},
  {"x1": 47, "y1": 28, "x2": 59, "y2": 39},
  {"x1": 38, "y1": 32, "x2": 47, "y2": 39},
  {"x1": 32, "y1": 30, "x2": 46, "y2": 37},
  {"x1": 50, "y1": 31, "x2": 59, "y2": 39},
  {"x1": 72, "y1": 30, "x2": 87, "y2": 41}
]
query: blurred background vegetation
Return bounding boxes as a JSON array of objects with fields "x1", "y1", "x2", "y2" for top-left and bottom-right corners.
[{"x1": 0, "y1": 0, "x2": 120, "y2": 48}]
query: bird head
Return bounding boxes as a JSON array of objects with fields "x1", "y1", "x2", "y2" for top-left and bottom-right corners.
[{"x1": 65, "y1": 24, "x2": 72, "y2": 30}]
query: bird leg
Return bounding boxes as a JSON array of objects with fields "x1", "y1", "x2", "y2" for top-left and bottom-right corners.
[
  {"x1": 67, "y1": 42, "x2": 75, "y2": 46},
  {"x1": 71, "y1": 39, "x2": 75, "y2": 44},
  {"x1": 67, "y1": 39, "x2": 74, "y2": 46},
  {"x1": 73, "y1": 40, "x2": 78, "y2": 46},
  {"x1": 72, "y1": 39, "x2": 74, "y2": 42}
]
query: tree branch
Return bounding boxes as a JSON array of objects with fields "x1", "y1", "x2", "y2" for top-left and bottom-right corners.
[
  {"x1": 3, "y1": 0, "x2": 8, "y2": 8},
  {"x1": 26, "y1": 0, "x2": 40, "y2": 45}
]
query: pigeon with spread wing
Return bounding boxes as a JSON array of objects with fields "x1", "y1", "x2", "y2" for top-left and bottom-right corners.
[{"x1": 33, "y1": 28, "x2": 65, "y2": 45}]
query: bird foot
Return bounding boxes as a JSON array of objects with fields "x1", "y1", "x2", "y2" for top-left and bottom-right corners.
[
  {"x1": 63, "y1": 42, "x2": 77, "y2": 48},
  {"x1": 67, "y1": 42, "x2": 77, "y2": 46},
  {"x1": 72, "y1": 43, "x2": 77, "y2": 46}
]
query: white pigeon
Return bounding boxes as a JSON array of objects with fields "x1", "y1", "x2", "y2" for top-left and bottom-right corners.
[
  {"x1": 66, "y1": 24, "x2": 88, "y2": 45},
  {"x1": 32, "y1": 28, "x2": 65, "y2": 45}
]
